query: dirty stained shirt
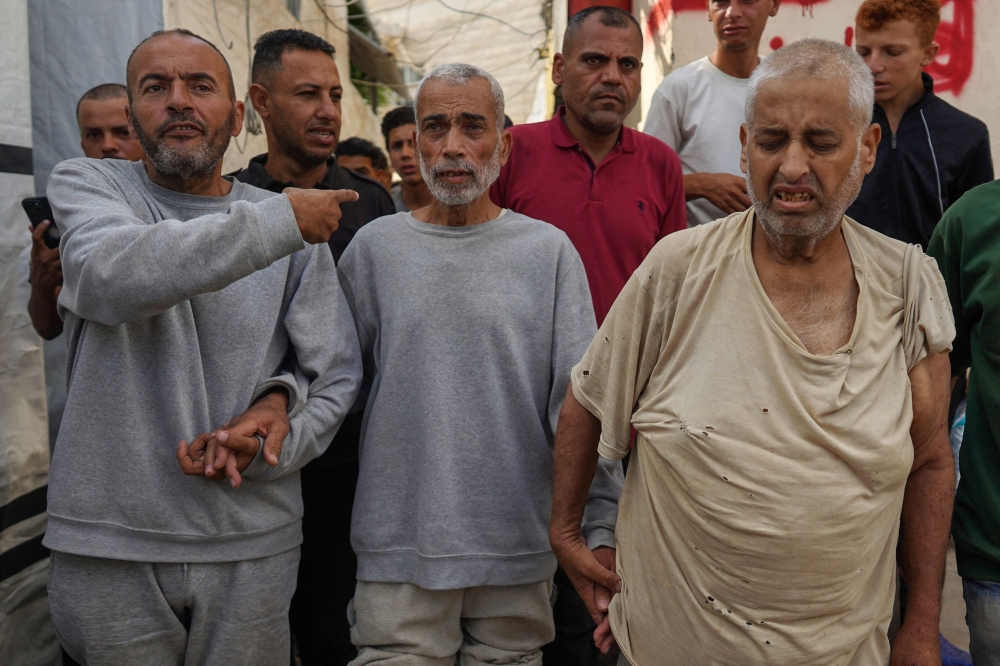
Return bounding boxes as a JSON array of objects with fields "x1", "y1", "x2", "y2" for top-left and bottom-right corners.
[{"x1": 572, "y1": 210, "x2": 954, "y2": 665}]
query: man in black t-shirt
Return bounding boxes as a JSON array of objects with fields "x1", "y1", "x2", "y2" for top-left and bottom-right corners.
[
  {"x1": 231, "y1": 29, "x2": 392, "y2": 666},
  {"x1": 233, "y1": 30, "x2": 393, "y2": 262}
]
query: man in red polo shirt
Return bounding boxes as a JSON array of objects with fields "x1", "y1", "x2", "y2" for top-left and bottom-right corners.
[
  {"x1": 490, "y1": 5, "x2": 684, "y2": 661},
  {"x1": 492, "y1": 6, "x2": 685, "y2": 325}
]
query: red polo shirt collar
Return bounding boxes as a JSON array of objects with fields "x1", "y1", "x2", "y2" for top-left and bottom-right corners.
[{"x1": 549, "y1": 106, "x2": 636, "y2": 154}]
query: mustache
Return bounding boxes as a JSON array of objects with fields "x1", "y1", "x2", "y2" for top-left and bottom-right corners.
[
  {"x1": 430, "y1": 158, "x2": 477, "y2": 178},
  {"x1": 154, "y1": 112, "x2": 209, "y2": 137},
  {"x1": 588, "y1": 84, "x2": 626, "y2": 104}
]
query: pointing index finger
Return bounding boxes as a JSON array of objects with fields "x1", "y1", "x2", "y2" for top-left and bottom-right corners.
[{"x1": 332, "y1": 189, "x2": 360, "y2": 203}]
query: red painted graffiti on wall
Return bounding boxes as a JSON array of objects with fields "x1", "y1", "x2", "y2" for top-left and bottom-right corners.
[{"x1": 646, "y1": 0, "x2": 975, "y2": 96}]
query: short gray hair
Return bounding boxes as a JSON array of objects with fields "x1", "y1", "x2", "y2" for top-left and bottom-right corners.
[
  {"x1": 745, "y1": 38, "x2": 874, "y2": 139},
  {"x1": 414, "y1": 63, "x2": 505, "y2": 134}
]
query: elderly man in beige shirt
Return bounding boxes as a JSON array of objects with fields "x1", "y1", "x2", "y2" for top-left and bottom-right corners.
[{"x1": 550, "y1": 38, "x2": 956, "y2": 666}]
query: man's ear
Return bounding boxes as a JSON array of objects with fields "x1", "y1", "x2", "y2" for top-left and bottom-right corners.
[
  {"x1": 739, "y1": 124, "x2": 749, "y2": 175},
  {"x1": 232, "y1": 100, "x2": 246, "y2": 138},
  {"x1": 499, "y1": 127, "x2": 513, "y2": 168},
  {"x1": 922, "y1": 42, "x2": 941, "y2": 67},
  {"x1": 248, "y1": 83, "x2": 270, "y2": 118},
  {"x1": 770, "y1": 0, "x2": 781, "y2": 17},
  {"x1": 861, "y1": 122, "x2": 881, "y2": 175},
  {"x1": 552, "y1": 53, "x2": 565, "y2": 86}
]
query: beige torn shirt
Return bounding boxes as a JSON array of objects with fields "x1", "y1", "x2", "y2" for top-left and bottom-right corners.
[{"x1": 572, "y1": 210, "x2": 954, "y2": 665}]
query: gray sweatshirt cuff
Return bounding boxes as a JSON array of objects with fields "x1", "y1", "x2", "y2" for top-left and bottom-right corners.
[
  {"x1": 251, "y1": 374, "x2": 305, "y2": 419},
  {"x1": 241, "y1": 434, "x2": 270, "y2": 481},
  {"x1": 581, "y1": 456, "x2": 621, "y2": 551},
  {"x1": 584, "y1": 527, "x2": 617, "y2": 551},
  {"x1": 247, "y1": 195, "x2": 304, "y2": 263}
]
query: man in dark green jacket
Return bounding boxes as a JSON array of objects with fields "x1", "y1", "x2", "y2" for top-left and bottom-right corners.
[{"x1": 928, "y1": 181, "x2": 1000, "y2": 665}]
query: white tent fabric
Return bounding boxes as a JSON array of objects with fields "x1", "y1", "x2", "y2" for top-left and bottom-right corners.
[
  {"x1": 28, "y1": 0, "x2": 162, "y2": 196},
  {"x1": 0, "y1": 0, "x2": 60, "y2": 663}
]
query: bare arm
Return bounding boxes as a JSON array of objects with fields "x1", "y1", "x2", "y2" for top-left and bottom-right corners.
[
  {"x1": 683, "y1": 173, "x2": 751, "y2": 214},
  {"x1": 27, "y1": 221, "x2": 64, "y2": 340},
  {"x1": 892, "y1": 350, "x2": 954, "y2": 666},
  {"x1": 550, "y1": 383, "x2": 622, "y2": 653}
]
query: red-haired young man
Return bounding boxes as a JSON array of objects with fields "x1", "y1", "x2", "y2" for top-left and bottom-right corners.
[{"x1": 849, "y1": 0, "x2": 992, "y2": 248}]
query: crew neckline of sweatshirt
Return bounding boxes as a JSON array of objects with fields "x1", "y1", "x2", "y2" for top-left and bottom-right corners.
[
  {"x1": 405, "y1": 208, "x2": 510, "y2": 237},
  {"x1": 133, "y1": 161, "x2": 246, "y2": 210}
]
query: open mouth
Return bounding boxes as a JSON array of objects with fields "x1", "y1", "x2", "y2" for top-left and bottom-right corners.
[
  {"x1": 775, "y1": 191, "x2": 814, "y2": 203},
  {"x1": 164, "y1": 123, "x2": 203, "y2": 135},
  {"x1": 437, "y1": 170, "x2": 472, "y2": 180},
  {"x1": 307, "y1": 128, "x2": 336, "y2": 144}
]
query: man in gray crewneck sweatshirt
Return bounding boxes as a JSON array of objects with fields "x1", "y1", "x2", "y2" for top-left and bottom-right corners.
[
  {"x1": 337, "y1": 64, "x2": 621, "y2": 666},
  {"x1": 43, "y1": 30, "x2": 363, "y2": 665}
]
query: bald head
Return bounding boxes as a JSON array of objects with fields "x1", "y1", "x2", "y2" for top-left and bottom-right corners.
[
  {"x1": 562, "y1": 6, "x2": 642, "y2": 57},
  {"x1": 126, "y1": 29, "x2": 236, "y2": 102},
  {"x1": 745, "y1": 38, "x2": 874, "y2": 139}
]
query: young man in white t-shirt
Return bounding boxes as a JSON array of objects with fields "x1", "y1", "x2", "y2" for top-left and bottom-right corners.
[{"x1": 644, "y1": 0, "x2": 781, "y2": 226}]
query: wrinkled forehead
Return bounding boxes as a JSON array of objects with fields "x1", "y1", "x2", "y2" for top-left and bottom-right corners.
[
  {"x1": 128, "y1": 34, "x2": 229, "y2": 88},
  {"x1": 749, "y1": 74, "x2": 855, "y2": 133},
  {"x1": 416, "y1": 78, "x2": 496, "y2": 124}
]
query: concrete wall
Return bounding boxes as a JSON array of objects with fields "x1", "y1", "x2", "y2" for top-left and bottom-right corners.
[
  {"x1": 164, "y1": 0, "x2": 385, "y2": 174},
  {"x1": 655, "y1": 0, "x2": 998, "y2": 167}
]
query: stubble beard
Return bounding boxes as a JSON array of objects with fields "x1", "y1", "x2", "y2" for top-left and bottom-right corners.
[
  {"x1": 271, "y1": 115, "x2": 332, "y2": 169},
  {"x1": 132, "y1": 110, "x2": 235, "y2": 183},
  {"x1": 748, "y1": 149, "x2": 864, "y2": 253},
  {"x1": 418, "y1": 139, "x2": 503, "y2": 207},
  {"x1": 571, "y1": 84, "x2": 632, "y2": 135}
]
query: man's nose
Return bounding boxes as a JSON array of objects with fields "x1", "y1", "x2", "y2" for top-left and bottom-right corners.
[
  {"x1": 316, "y1": 94, "x2": 338, "y2": 122},
  {"x1": 599, "y1": 61, "x2": 624, "y2": 86},
  {"x1": 779, "y1": 142, "x2": 811, "y2": 183},
  {"x1": 165, "y1": 80, "x2": 195, "y2": 112},
  {"x1": 442, "y1": 127, "x2": 465, "y2": 157},
  {"x1": 727, "y1": 0, "x2": 743, "y2": 18},
  {"x1": 101, "y1": 132, "x2": 120, "y2": 156}
]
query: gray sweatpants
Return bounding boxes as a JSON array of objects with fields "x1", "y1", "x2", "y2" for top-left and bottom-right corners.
[{"x1": 48, "y1": 548, "x2": 299, "y2": 666}]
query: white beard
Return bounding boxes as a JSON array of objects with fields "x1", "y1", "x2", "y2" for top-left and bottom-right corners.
[
  {"x1": 419, "y1": 141, "x2": 502, "y2": 206},
  {"x1": 748, "y1": 149, "x2": 864, "y2": 248}
]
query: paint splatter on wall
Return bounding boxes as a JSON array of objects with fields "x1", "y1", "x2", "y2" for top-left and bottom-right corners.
[{"x1": 647, "y1": 0, "x2": 974, "y2": 96}]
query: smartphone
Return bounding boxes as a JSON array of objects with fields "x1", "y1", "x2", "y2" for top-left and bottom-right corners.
[{"x1": 21, "y1": 197, "x2": 60, "y2": 249}]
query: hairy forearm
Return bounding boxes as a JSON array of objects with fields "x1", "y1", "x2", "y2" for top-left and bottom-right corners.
[
  {"x1": 551, "y1": 385, "x2": 603, "y2": 544},
  {"x1": 27, "y1": 290, "x2": 63, "y2": 340},
  {"x1": 899, "y1": 442, "x2": 954, "y2": 629}
]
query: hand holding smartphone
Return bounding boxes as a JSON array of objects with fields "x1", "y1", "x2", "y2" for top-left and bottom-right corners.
[{"x1": 22, "y1": 197, "x2": 60, "y2": 249}]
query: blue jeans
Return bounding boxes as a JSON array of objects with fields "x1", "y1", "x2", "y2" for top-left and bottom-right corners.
[{"x1": 963, "y1": 578, "x2": 1000, "y2": 666}]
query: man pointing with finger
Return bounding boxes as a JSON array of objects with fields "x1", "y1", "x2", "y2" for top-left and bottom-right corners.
[{"x1": 42, "y1": 29, "x2": 362, "y2": 665}]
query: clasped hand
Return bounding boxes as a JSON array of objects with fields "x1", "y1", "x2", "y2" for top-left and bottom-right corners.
[
  {"x1": 176, "y1": 390, "x2": 290, "y2": 487},
  {"x1": 551, "y1": 530, "x2": 621, "y2": 653}
]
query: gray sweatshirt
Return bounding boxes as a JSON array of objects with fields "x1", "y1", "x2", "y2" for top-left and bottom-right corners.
[
  {"x1": 338, "y1": 210, "x2": 621, "y2": 590},
  {"x1": 43, "y1": 158, "x2": 362, "y2": 562}
]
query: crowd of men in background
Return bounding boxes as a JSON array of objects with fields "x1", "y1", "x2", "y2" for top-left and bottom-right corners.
[{"x1": 22, "y1": 0, "x2": 1000, "y2": 664}]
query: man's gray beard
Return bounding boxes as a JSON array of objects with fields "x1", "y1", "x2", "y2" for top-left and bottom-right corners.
[
  {"x1": 419, "y1": 141, "x2": 502, "y2": 206},
  {"x1": 748, "y1": 150, "x2": 864, "y2": 248},
  {"x1": 132, "y1": 111, "x2": 235, "y2": 181}
]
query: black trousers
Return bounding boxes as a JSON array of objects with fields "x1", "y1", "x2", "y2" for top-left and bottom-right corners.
[
  {"x1": 542, "y1": 566, "x2": 604, "y2": 665},
  {"x1": 289, "y1": 412, "x2": 363, "y2": 666}
]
